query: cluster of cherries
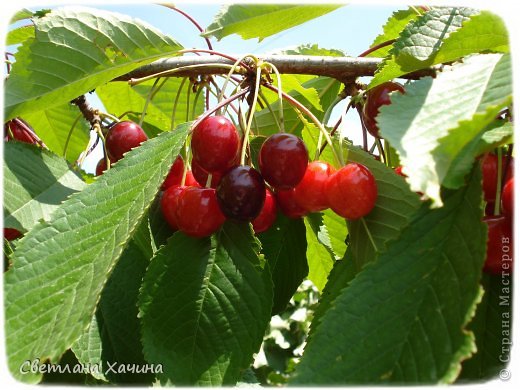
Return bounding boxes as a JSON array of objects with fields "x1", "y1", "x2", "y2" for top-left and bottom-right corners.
[{"x1": 158, "y1": 115, "x2": 378, "y2": 238}]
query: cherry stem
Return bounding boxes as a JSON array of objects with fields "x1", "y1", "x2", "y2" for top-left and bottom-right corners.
[
  {"x1": 375, "y1": 138, "x2": 386, "y2": 165},
  {"x1": 263, "y1": 62, "x2": 285, "y2": 132},
  {"x1": 93, "y1": 122, "x2": 111, "y2": 170},
  {"x1": 240, "y1": 66, "x2": 262, "y2": 165},
  {"x1": 264, "y1": 83, "x2": 343, "y2": 167},
  {"x1": 258, "y1": 90, "x2": 282, "y2": 133},
  {"x1": 205, "y1": 174, "x2": 213, "y2": 188},
  {"x1": 139, "y1": 77, "x2": 161, "y2": 128},
  {"x1": 192, "y1": 84, "x2": 205, "y2": 120},
  {"x1": 63, "y1": 114, "x2": 82, "y2": 158},
  {"x1": 160, "y1": 4, "x2": 213, "y2": 50},
  {"x1": 494, "y1": 148, "x2": 503, "y2": 216},
  {"x1": 217, "y1": 54, "x2": 257, "y2": 112},
  {"x1": 384, "y1": 139, "x2": 392, "y2": 167},
  {"x1": 358, "y1": 39, "x2": 397, "y2": 58},
  {"x1": 192, "y1": 88, "x2": 250, "y2": 130},
  {"x1": 316, "y1": 95, "x2": 345, "y2": 159},
  {"x1": 170, "y1": 77, "x2": 188, "y2": 130},
  {"x1": 179, "y1": 49, "x2": 252, "y2": 70},
  {"x1": 98, "y1": 111, "x2": 121, "y2": 124}
]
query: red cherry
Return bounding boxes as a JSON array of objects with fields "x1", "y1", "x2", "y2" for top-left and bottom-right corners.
[
  {"x1": 161, "y1": 185, "x2": 187, "y2": 230},
  {"x1": 4, "y1": 228, "x2": 22, "y2": 241},
  {"x1": 191, "y1": 116, "x2": 240, "y2": 173},
  {"x1": 4, "y1": 118, "x2": 41, "y2": 145},
  {"x1": 192, "y1": 159, "x2": 223, "y2": 188},
  {"x1": 176, "y1": 187, "x2": 226, "y2": 237},
  {"x1": 161, "y1": 155, "x2": 185, "y2": 190},
  {"x1": 362, "y1": 82, "x2": 404, "y2": 138},
  {"x1": 502, "y1": 178, "x2": 514, "y2": 220},
  {"x1": 293, "y1": 161, "x2": 335, "y2": 212},
  {"x1": 481, "y1": 153, "x2": 514, "y2": 202},
  {"x1": 327, "y1": 163, "x2": 378, "y2": 220},
  {"x1": 105, "y1": 121, "x2": 148, "y2": 162},
  {"x1": 483, "y1": 215, "x2": 513, "y2": 275},
  {"x1": 259, "y1": 133, "x2": 308, "y2": 190},
  {"x1": 394, "y1": 166, "x2": 406, "y2": 177},
  {"x1": 252, "y1": 188, "x2": 278, "y2": 233},
  {"x1": 276, "y1": 189, "x2": 307, "y2": 219},
  {"x1": 216, "y1": 165, "x2": 266, "y2": 221},
  {"x1": 95, "y1": 159, "x2": 107, "y2": 176}
]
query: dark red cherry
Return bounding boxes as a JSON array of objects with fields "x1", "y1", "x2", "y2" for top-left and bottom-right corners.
[
  {"x1": 4, "y1": 228, "x2": 22, "y2": 241},
  {"x1": 192, "y1": 159, "x2": 223, "y2": 188},
  {"x1": 276, "y1": 189, "x2": 307, "y2": 219},
  {"x1": 483, "y1": 215, "x2": 513, "y2": 274},
  {"x1": 481, "y1": 153, "x2": 514, "y2": 202},
  {"x1": 95, "y1": 159, "x2": 108, "y2": 176},
  {"x1": 105, "y1": 121, "x2": 148, "y2": 162},
  {"x1": 4, "y1": 118, "x2": 43, "y2": 145},
  {"x1": 327, "y1": 163, "x2": 377, "y2": 220},
  {"x1": 502, "y1": 178, "x2": 514, "y2": 220},
  {"x1": 252, "y1": 188, "x2": 277, "y2": 233},
  {"x1": 216, "y1": 165, "x2": 266, "y2": 221},
  {"x1": 259, "y1": 133, "x2": 308, "y2": 190},
  {"x1": 161, "y1": 155, "x2": 185, "y2": 190},
  {"x1": 176, "y1": 187, "x2": 226, "y2": 237},
  {"x1": 293, "y1": 161, "x2": 335, "y2": 212},
  {"x1": 191, "y1": 116, "x2": 240, "y2": 173},
  {"x1": 362, "y1": 81, "x2": 404, "y2": 138}
]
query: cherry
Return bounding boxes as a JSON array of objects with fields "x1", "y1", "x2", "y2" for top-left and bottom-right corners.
[
  {"x1": 95, "y1": 159, "x2": 107, "y2": 176},
  {"x1": 327, "y1": 163, "x2": 378, "y2": 220},
  {"x1": 176, "y1": 187, "x2": 226, "y2": 237},
  {"x1": 481, "y1": 153, "x2": 513, "y2": 202},
  {"x1": 216, "y1": 165, "x2": 266, "y2": 221},
  {"x1": 161, "y1": 185, "x2": 187, "y2": 230},
  {"x1": 259, "y1": 133, "x2": 308, "y2": 189},
  {"x1": 192, "y1": 159, "x2": 223, "y2": 188},
  {"x1": 162, "y1": 155, "x2": 185, "y2": 190},
  {"x1": 483, "y1": 215, "x2": 513, "y2": 274},
  {"x1": 293, "y1": 161, "x2": 335, "y2": 212},
  {"x1": 502, "y1": 178, "x2": 514, "y2": 220},
  {"x1": 105, "y1": 121, "x2": 148, "y2": 162},
  {"x1": 4, "y1": 118, "x2": 41, "y2": 145},
  {"x1": 276, "y1": 189, "x2": 307, "y2": 219},
  {"x1": 191, "y1": 116, "x2": 240, "y2": 173},
  {"x1": 362, "y1": 81, "x2": 404, "y2": 138},
  {"x1": 4, "y1": 228, "x2": 22, "y2": 241},
  {"x1": 252, "y1": 188, "x2": 277, "y2": 233}
]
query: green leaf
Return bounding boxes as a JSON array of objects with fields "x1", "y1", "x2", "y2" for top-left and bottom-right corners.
[
  {"x1": 22, "y1": 104, "x2": 91, "y2": 163},
  {"x1": 3, "y1": 142, "x2": 86, "y2": 232},
  {"x1": 97, "y1": 78, "x2": 203, "y2": 132},
  {"x1": 321, "y1": 208, "x2": 347, "y2": 259},
  {"x1": 304, "y1": 214, "x2": 335, "y2": 291},
  {"x1": 379, "y1": 53, "x2": 512, "y2": 206},
  {"x1": 370, "y1": 9, "x2": 509, "y2": 88},
  {"x1": 259, "y1": 213, "x2": 308, "y2": 314},
  {"x1": 459, "y1": 273, "x2": 512, "y2": 380},
  {"x1": 5, "y1": 7, "x2": 182, "y2": 120},
  {"x1": 366, "y1": 9, "x2": 419, "y2": 58},
  {"x1": 292, "y1": 167, "x2": 486, "y2": 384},
  {"x1": 4, "y1": 123, "x2": 189, "y2": 383},
  {"x1": 477, "y1": 120, "x2": 513, "y2": 155},
  {"x1": 139, "y1": 222, "x2": 273, "y2": 385},
  {"x1": 203, "y1": 4, "x2": 342, "y2": 42},
  {"x1": 72, "y1": 223, "x2": 154, "y2": 384},
  {"x1": 6, "y1": 25, "x2": 35, "y2": 46},
  {"x1": 280, "y1": 75, "x2": 323, "y2": 112},
  {"x1": 9, "y1": 8, "x2": 34, "y2": 23}
]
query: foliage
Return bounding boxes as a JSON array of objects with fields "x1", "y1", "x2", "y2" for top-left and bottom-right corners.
[{"x1": 3, "y1": 5, "x2": 513, "y2": 387}]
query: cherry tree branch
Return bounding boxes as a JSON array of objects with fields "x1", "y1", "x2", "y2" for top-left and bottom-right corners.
[{"x1": 115, "y1": 55, "x2": 437, "y2": 83}]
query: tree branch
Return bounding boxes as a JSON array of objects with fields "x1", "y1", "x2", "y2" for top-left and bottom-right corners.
[{"x1": 115, "y1": 55, "x2": 437, "y2": 83}]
